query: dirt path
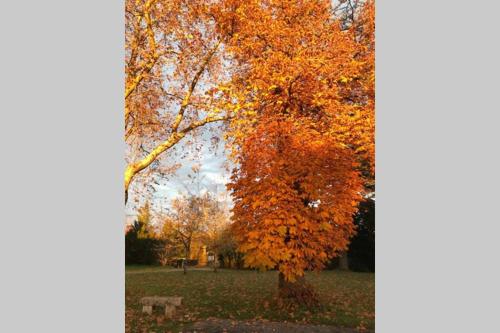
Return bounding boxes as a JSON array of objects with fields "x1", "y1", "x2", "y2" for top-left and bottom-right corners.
[{"x1": 186, "y1": 318, "x2": 374, "y2": 333}]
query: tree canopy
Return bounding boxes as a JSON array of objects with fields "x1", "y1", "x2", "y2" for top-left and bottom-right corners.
[{"x1": 225, "y1": 0, "x2": 375, "y2": 283}]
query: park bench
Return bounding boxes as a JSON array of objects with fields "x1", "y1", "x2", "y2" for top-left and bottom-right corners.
[{"x1": 140, "y1": 296, "x2": 183, "y2": 318}]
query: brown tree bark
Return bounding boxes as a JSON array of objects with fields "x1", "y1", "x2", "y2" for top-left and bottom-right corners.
[
  {"x1": 338, "y1": 251, "x2": 350, "y2": 271},
  {"x1": 183, "y1": 259, "x2": 187, "y2": 275},
  {"x1": 213, "y1": 259, "x2": 218, "y2": 273},
  {"x1": 277, "y1": 272, "x2": 319, "y2": 308}
]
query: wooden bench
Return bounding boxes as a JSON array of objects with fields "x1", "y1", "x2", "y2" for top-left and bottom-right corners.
[{"x1": 140, "y1": 296, "x2": 183, "y2": 318}]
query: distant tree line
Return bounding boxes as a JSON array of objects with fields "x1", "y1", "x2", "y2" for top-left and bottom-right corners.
[
  {"x1": 125, "y1": 202, "x2": 165, "y2": 265},
  {"x1": 126, "y1": 196, "x2": 375, "y2": 272},
  {"x1": 125, "y1": 221, "x2": 165, "y2": 265},
  {"x1": 327, "y1": 197, "x2": 375, "y2": 272},
  {"x1": 125, "y1": 194, "x2": 235, "y2": 268}
]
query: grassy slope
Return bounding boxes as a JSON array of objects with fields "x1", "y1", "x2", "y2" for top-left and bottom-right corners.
[{"x1": 125, "y1": 267, "x2": 374, "y2": 332}]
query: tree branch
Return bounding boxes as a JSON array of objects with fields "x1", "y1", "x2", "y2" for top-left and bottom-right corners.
[
  {"x1": 171, "y1": 40, "x2": 222, "y2": 133},
  {"x1": 124, "y1": 0, "x2": 159, "y2": 103},
  {"x1": 125, "y1": 113, "x2": 232, "y2": 202}
]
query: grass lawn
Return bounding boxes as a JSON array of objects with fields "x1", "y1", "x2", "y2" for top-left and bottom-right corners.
[{"x1": 125, "y1": 267, "x2": 374, "y2": 332}]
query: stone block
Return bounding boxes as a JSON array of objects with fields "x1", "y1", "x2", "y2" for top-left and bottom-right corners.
[
  {"x1": 142, "y1": 305, "x2": 153, "y2": 315},
  {"x1": 165, "y1": 296, "x2": 182, "y2": 306},
  {"x1": 164, "y1": 304, "x2": 176, "y2": 319},
  {"x1": 140, "y1": 296, "x2": 183, "y2": 307},
  {"x1": 140, "y1": 295, "x2": 183, "y2": 317}
]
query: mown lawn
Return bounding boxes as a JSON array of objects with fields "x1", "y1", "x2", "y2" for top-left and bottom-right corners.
[{"x1": 125, "y1": 267, "x2": 374, "y2": 332}]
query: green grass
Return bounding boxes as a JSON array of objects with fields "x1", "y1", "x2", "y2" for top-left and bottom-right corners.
[{"x1": 125, "y1": 267, "x2": 374, "y2": 332}]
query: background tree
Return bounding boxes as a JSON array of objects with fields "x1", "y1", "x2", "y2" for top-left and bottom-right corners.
[
  {"x1": 136, "y1": 201, "x2": 156, "y2": 239},
  {"x1": 125, "y1": 201, "x2": 165, "y2": 265},
  {"x1": 214, "y1": 223, "x2": 244, "y2": 269},
  {"x1": 166, "y1": 196, "x2": 205, "y2": 260},
  {"x1": 159, "y1": 191, "x2": 230, "y2": 271},
  {"x1": 158, "y1": 215, "x2": 185, "y2": 265},
  {"x1": 201, "y1": 193, "x2": 230, "y2": 272},
  {"x1": 347, "y1": 195, "x2": 375, "y2": 272}
]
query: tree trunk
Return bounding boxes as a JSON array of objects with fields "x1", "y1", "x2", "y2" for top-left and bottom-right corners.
[
  {"x1": 213, "y1": 252, "x2": 218, "y2": 273},
  {"x1": 338, "y1": 251, "x2": 349, "y2": 271},
  {"x1": 278, "y1": 272, "x2": 306, "y2": 292},
  {"x1": 278, "y1": 272, "x2": 319, "y2": 308},
  {"x1": 182, "y1": 243, "x2": 192, "y2": 274}
]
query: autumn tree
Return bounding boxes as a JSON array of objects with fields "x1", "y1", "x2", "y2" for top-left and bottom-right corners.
[
  {"x1": 164, "y1": 196, "x2": 205, "y2": 260},
  {"x1": 125, "y1": 201, "x2": 165, "y2": 265},
  {"x1": 213, "y1": 224, "x2": 243, "y2": 269},
  {"x1": 201, "y1": 192, "x2": 231, "y2": 272},
  {"x1": 161, "y1": 191, "x2": 220, "y2": 270},
  {"x1": 225, "y1": 0, "x2": 375, "y2": 305},
  {"x1": 136, "y1": 201, "x2": 156, "y2": 239},
  {"x1": 124, "y1": 0, "x2": 240, "y2": 203},
  {"x1": 339, "y1": 0, "x2": 375, "y2": 188},
  {"x1": 160, "y1": 191, "x2": 229, "y2": 272}
]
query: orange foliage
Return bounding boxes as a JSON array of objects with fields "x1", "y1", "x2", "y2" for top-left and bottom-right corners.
[
  {"x1": 229, "y1": 118, "x2": 363, "y2": 281},
  {"x1": 226, "y1": 0, "x2": 375, "y2": 282}
]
